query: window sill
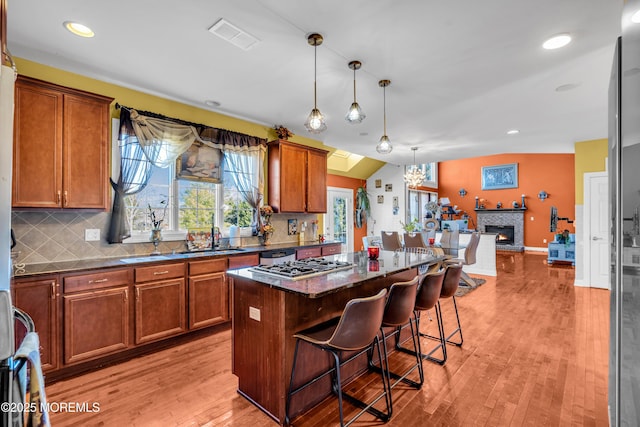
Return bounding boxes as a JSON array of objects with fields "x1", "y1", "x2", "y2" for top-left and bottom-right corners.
[{"x1": 123, "y1": 230, "x2": 188, "y2": 244}]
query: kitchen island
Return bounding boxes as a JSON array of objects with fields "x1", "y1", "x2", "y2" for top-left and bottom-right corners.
[{"x1": 227, "y1": 250, "x2": 444, "y2": 424}]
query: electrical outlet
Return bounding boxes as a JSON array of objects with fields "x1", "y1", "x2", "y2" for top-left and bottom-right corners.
[
  {"x1": 85, "y1": 229, "x2": 100, "y2": 241},
  {"x1": 543, "y1": 238, "x2": 547, "y2": 244},
  {"x1": 249, "y1": 306, "x2": 261, "y2": 322},
  {"x1": 530, "y1": 216, "x2": 534, "y2": 221}
]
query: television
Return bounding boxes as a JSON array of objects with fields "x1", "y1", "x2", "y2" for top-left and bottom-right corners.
[
  {"x1": 549, "y1": 205, "x2": 573, "y2": 232},
  {"x1": 550, "y1": 206, "x2": 558, "y2": 232}
]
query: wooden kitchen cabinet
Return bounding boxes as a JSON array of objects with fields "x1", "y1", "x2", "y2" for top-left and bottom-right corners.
[
  {"x1": 62, "y1": 268, "x2": 132, "y2": 365},
  {"x1": 188, "y1": 258, "x2": 228, "y2": 330},
  {"x1": 134, "y1": 262, "x2": 186, "y2": 344},
  {"x1": 296, "y1": 246, "x2": 322, "y2": 260},
  {"x1": 267, "y1": 139, "x2": 328, "y2": 213},
  {"x1": 11, "y1": 275, "x2": 60, "y2": 371},
  {"x1": 12, "y1": 76, "x2": 113, "y2": 209}
]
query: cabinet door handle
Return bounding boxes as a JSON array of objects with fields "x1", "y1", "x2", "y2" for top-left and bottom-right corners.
[
  {"x1": 124, "y1": 289, "x2": 128, "y2": 301},
  {"x1": 136, "y1": 287, "x2": 140, "y2": 301},
  {"x1": 56, "y1": 190, "x2": 61, "y2": 205},
  {"x1": 51, "y1": 281, "x2": 56, "y2": 299},
  {"x1": 63, "y1": 191, "x2": 68, "y2": 207},
  {"x1": 153, "y1": 270, "x2": 169, "y2": 275},
  {"x1": 592, "y1": 236, "x2": 603, "y2": 241},
  {"x1": 88, "y1": 278, "x2": 108, "y2": 284}
]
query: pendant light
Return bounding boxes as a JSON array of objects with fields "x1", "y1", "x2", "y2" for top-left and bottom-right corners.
[
  {"x1": 345, "y1": 60, "x2": 366, "y2": 123},
  {"x1": 376, "y1": 79, "x2": 392, "y2": 154},
  {"x1": 304, "y1": 33, "x2": 327, "y2": 134},
  {"x1": 404, "y1": 147, "x2": 427, "y2": 188}
]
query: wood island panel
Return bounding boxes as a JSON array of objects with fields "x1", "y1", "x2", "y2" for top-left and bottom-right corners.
[{"x1": 232, "y1": 267, "x2": 419, "y2": 424}]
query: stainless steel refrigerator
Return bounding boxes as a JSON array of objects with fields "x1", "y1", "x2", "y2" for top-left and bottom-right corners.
[{"x1": 609, "y1": 1, "x2": 640, "y2": 424}]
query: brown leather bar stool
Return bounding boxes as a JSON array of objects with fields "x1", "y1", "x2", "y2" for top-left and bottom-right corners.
[
  {"x1": 420, "y1": 263, "x2": 464, "y2": 359},
  {"x1": 396, "y1": 269, "x2": 447, "y2": 364},
  {"x1": 368, "y1": 276, "x2": 423, "y2": 389},
  {"x1": 285, "y1": 289, "x2": 390, "y2": 427}
]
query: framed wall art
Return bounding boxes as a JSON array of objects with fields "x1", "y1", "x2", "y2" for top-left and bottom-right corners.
[
  {"x1": 481, "y1": 163, "x2": 518, "y2": 190},
  {"x1": 176, "y1": 142, "x2": 223, "y2": 183}
]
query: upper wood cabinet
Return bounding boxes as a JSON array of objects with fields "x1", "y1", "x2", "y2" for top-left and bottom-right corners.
[
  {"x1": 267, "y1": 139, "x2": 328, "y2": 213},
  {"x1": 12, "y1": 76, "x2": 113, "y2": 209}
]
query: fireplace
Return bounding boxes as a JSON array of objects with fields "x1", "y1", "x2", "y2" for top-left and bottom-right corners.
[
  {"x1": 486, "y1": 225, "x2": 515, "y2": 245},
  {"x1": 476, "y1": 208, "x2": 525, "y2": 251}
]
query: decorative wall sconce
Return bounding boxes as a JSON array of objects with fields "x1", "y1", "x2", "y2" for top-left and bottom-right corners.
[
  {"x1": 538, "y1": 190, "x2": 549, "y2": 201},
  {"x1": 458, "y1": 188, "x2": 467, "y2": 197}
]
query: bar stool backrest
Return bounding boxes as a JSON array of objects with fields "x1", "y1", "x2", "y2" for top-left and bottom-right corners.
[
  {"x1": 382, "y1": 276, "x2": 420, "y2": 327},
  {"x1": 441, "y1": 264, "x2": 463, "y2": 298},
  {"x1": 403, "y1": 233, "x2": 426, "y2": 249},
  {"x1": 328, "y1": 288, "x2": 388, "y2": 351},
  {"x1": 381, "y1": 231, "x2": 403, "y2": 251},
  {"x1": 415, "y1": 269, "x2": 445, "y2": 311}
]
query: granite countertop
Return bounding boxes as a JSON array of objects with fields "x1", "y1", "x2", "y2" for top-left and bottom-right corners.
[
  {"x1": 227, "y1": 250, "x2": 445, "y2": 298},
  {"x1": 12, "y1": 241, "x2": 342, "y2": 278}
]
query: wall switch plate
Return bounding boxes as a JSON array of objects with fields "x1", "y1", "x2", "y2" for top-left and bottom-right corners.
[
  {"x1": 249, "y1": 306, "x2": 261, "y2": 322},
  {"x1": 85, "y1": 229, "x2": 100, "y2": 241}
]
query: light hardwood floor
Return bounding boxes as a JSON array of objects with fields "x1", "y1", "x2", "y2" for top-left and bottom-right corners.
[{"x1": 45, "y1": 252, "x2": 609, "y2": 426}]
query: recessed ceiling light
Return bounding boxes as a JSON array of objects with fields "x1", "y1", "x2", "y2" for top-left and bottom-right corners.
[
  {"x1": 63, "y1": 21, "x2": 95, "y2": 38},
  {"x1": 543, "y1": 33, "x2": 571, "y2": 50},
  {"x1": 507, "y1": 129, "x2": 520, "y2": 135},
  {"x1": 359, "y1": 132, "x2": 369, "y2": 136},
  {"x1": 204, "y1": 100, "x2": 221, "y2": 108},
  {"x1": 555, "y1": 83, "x2": 581, "y2": 92},
  {"x1": 632, "y1": 10, "x2": 640, "y2": 23}
]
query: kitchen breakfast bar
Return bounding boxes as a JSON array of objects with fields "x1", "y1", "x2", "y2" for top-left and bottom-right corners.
[{"x1": 227, "y1": 250, "x2": 445, "y2": 424}]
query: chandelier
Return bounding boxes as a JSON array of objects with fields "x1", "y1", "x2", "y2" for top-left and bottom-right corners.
[{"x1": 404, "y1": 147, "x2": 427, "y2": 188}]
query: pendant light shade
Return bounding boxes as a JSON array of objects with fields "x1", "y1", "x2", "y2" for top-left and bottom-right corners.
[
  {"x1": 304, "y1": 33, "x2": 327, "y2": 134},
  {"x1": 376, "y1": 79, "x2": 393, "y2": 154},
  {"x1": 345, "y1": 60, "x2": 366, "y2": 124},
  {"x1": 404, "y1": 147, "x2": 427, "y2": 188}
]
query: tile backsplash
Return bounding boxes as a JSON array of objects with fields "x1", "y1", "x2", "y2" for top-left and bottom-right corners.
[{"x1": 11, "y1": 211, "x2": 320, "y2": 265}]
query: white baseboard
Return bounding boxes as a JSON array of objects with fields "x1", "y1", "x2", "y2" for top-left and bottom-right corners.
[
  {"x1": 524, "y1": 246, "x2": 547, "y2": 252},
  {"x1": 573, "y1": 279, "x2": 589, "y2": 287}
]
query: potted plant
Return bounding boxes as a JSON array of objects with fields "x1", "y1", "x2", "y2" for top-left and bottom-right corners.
[{"x1": 355, "y1": 186, "x2": 370, "y2": 228}]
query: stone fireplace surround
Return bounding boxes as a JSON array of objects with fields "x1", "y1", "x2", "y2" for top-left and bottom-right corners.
[{"x1": 475, "y1": 208, "x2": 526, "y2": 252}]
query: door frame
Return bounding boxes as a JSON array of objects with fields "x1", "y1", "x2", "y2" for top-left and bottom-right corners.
[
  {"x1": 583, "y1": 171, "x2": 609, "y2": 289},
  {"x1": 325, "y1": 187, "x2": 354, "y2": 254}
]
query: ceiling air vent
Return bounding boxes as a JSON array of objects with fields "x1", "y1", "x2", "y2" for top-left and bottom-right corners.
[{"x1": 208, "y1": 18, "x2": 260, "y2": 51}]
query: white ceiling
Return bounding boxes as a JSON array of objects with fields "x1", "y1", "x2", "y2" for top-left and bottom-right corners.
[{"x1": 6, "y1": 0, "x2": 623, "y2": 166}]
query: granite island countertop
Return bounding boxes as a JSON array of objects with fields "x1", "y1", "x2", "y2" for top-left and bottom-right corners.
[
  {"x1": 12, "y1": 240, "x2": 342, "y2": 278},
  {"x1": 227, "y1": 249, "x2": 445, "y2": 298}
]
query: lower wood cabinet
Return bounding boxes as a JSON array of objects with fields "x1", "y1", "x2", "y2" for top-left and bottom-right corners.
[
  {"x1": 134, "y1": 262, "x2": 186, "y2": 344},
  {"x1": 188, "y1": 258, "x2": 228, "y2": 330},
  {"x1": 63, "y1": 286, "x2": 129, "y2": 365},
  {"x1": 11, "y1": 275, "x2": 60, "y2": 371}
]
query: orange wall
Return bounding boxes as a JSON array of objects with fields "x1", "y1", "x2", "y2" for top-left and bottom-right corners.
[
  {"x1": 438, "y1": 153, "x2": 575, "y2": 248},
  {"x1": 327, "y1": 174, "x2": 367, "y2": 251}
]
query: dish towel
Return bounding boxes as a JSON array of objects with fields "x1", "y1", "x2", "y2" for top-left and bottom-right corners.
[{"x1": 14, "y1": 332, "x2": 50, "y2": 427}]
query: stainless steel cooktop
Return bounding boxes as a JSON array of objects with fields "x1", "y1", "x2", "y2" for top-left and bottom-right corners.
[{"x1": 250, "y1": 257, "x2": 354, "y2": 280}]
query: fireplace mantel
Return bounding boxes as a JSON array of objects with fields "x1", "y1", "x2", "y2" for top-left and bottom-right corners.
[{"x1": 474, "y1": 208, "x2": 527, "y2": 212}]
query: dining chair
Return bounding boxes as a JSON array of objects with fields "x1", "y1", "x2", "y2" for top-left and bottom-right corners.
[
  {"x1": 403, "y1": 232, "x2": 427, "y2": 249},
  {"x1": 446, "y1": 231, "x2": 481, "y2": 287},
  {"x1": 439, "y1": 229, "x2": 460, "y2": 256},
  {"x1": 381, "y1": 231, "x2": 403, "y2": 251}
]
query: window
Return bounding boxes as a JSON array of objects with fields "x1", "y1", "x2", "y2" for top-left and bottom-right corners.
[
  {"x1": 407, "y1": 189, "x2": 438, "y2": 227},
  {"x1": 123, "y1": 149, "x2": 257, "y2": 243},
  {"x1": 418, "y1": 162, "x2": 437, "y2": 187}
]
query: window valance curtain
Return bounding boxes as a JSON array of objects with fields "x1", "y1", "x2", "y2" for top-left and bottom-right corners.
[{"x1": 107, "y1": 105, "x2": 267, "y2": 243}]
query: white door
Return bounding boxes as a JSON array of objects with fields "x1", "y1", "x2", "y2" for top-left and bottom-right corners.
[
  {"x1": 585, "y1": 173, "x2": 609, "y2": 289},
  {"x1": 325, "y1": 188, "x2": 354, "y2": 253}
]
